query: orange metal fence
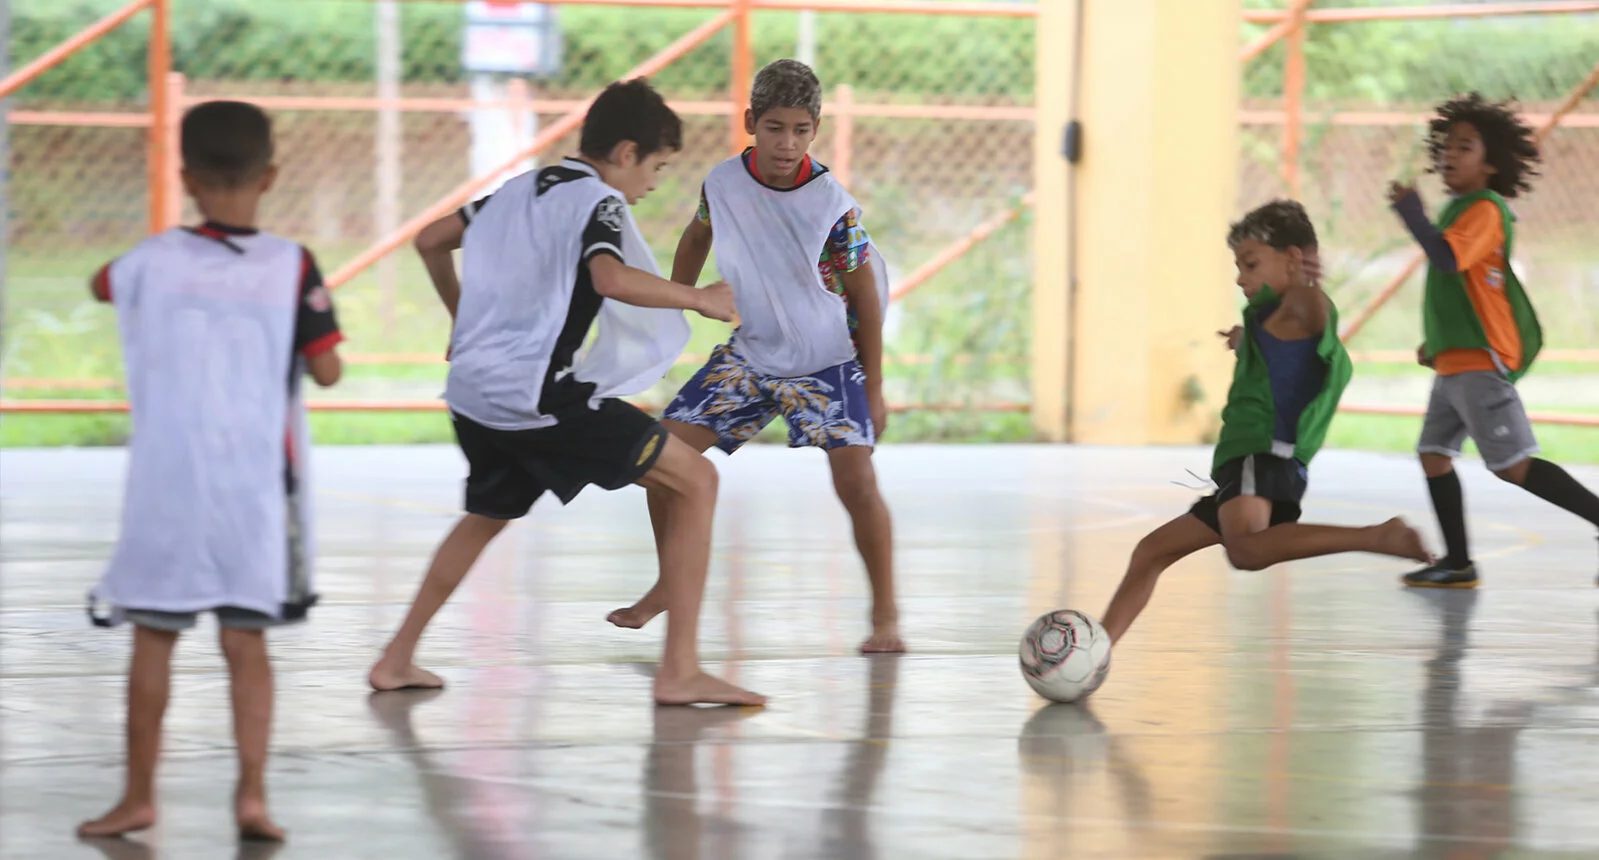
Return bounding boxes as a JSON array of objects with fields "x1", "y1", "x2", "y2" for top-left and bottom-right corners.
[{"x1": 4, "y1": 1, "x2": 1597, "y2": 434}]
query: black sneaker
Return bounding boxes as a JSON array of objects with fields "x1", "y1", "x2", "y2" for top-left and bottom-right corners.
[{"x1": 1402, "y1": 562, "x2": 1479, "y2": 589}]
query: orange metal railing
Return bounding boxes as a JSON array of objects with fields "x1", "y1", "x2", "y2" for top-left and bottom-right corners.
[
  {"x1": 5, "y1": 0, "x2": 1598, "y2": 426},
  {"x1": 325, "y1": 7, "x2": 741, "y2": 289}
]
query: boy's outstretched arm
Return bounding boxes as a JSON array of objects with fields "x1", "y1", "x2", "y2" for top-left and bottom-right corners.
[
  {"x1": 841, "y1": 263, "x2": 888, "y2": 436},
  {"x1": 584, "y1": 194, "x2": 732, "y2": 321},
  {"x1": 414, "y1": 214, "x2": 465, "y2": 319},
  {"x1": 1284, "y1": 246, "x2": 1329, "y2": 335},
  {"x1": 589, "y1": 254, "x2": 734, "y2": 322},
  {"x1": 1388, "y1": 182, "x2": 1458, "y2": 273}
]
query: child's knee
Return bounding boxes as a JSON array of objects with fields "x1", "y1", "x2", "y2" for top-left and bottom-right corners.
[
  {"x1": 677, "y1": 453, "x2": 719, "y2": 501},
  {"x1": 1420, "y1": 452, "x2": 1455, "y2": 478},
  {"x1": 1129, "y1": 534, "x2": 1177, "y2": 573},
  {"x1": 829, "y1": 451, "x2": 880, "y2": 505},
  {"x1": 1493, "y1": 458, "x2": 1531, "y2": 485},
  {"x1": 1223, "y1": 541, "x2": 1269, "y2": 572},
  {"x1": 219, "y1": 627, "x2": 267, "y2": 663},
  {"x1": 833, "y1": 470, "x2": 881, "y2": 509}
]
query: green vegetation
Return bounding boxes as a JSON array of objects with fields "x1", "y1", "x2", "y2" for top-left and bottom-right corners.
[
  {"x1": 7, "y1": 408, "x2": 1594, "y2": 464},
  {"x1": 8, "y1": 1, "x2": 1034, "y2": 103},
  {"x1": 5, "y1": 1, "x2": 1595, "y2": 456},
  {"x1": 11, "y1": 1, "x2": 1593, "y2": 105}
]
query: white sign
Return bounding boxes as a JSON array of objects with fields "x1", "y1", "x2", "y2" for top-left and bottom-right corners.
[{"x1": 462, "y1": 2, "x2": 561, "y2": 76}]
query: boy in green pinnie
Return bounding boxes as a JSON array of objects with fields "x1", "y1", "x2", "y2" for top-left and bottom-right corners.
[
  {"x1": 1388, "y1": 92, "x2": 1599, "y2": 588},
  {"x1": 1101, "y1": 201, "x2": 1433, "y2": 645}
]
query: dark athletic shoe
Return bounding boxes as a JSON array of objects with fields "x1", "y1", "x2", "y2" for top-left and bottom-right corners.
[{"x1": 1403, "y1": 562, "x2": 1479, "y2": 589}]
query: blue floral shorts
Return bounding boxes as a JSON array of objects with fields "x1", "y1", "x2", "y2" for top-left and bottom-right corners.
[{"x1": 663, "y1": 342, "x2": 875, "y2": 454}]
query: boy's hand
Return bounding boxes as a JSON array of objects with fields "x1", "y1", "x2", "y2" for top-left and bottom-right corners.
[
  {"x1": 868, "y1": 384, "x2": 889, "y2": 438},
  {"x1": 694, "y1": 281, "x2": 736, "y2": 322},
  {"x1": 1218, "y1": 326, "x2": 1244, "y2": 352},
  {"x1": 1387, "y1": 180, "x2": 1417, "y2": 206},
  {"x1": 1298, "y1": 247, "x2": 1322, "y2": 288},
  {"x1": 1416, "y1": 344, "x2": 1434, "y2": 368}
]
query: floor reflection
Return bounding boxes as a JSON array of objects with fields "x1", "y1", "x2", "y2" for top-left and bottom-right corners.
[
  {"x1": 817, "y1": 655, "x2": 900, "y2": 860},
  {"x1": 5, "y1": 447, "x2": 1599, "y2": 858},
  {"x1": 367, "y1": 689, "x2": 524, "y2": 860},
  {"x1": 1412, "y1": 590, "x2": 1526, "y2": 859},
  {"x1": 643, "y1": 705, "x2": 757, "y2": 860}
]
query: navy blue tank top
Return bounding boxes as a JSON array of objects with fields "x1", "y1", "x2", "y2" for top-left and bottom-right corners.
[{"x1": 1253, "y1": 301, "x2": 1326, "y2": 445}]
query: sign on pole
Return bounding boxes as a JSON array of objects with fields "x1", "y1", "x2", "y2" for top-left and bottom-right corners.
[{"x1": 462, "y1": 1, "x2": 562, "y2": 77}]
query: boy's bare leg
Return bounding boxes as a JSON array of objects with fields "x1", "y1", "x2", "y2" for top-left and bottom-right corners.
[
  {"x1": 220, "y1": 628, "x2": 284, "y2": 842},
  {"x1": 1100, "y1": 514, "x2": 1222, "y2": 644},
  {"x1": 636, "y1": 436, "x2": 765, "y2": 706},
  {"x1": 79, "y1": 625, "x2": 179, "y2": 838},
  {"x1": 609, "y1": 420, "x2": 718, "y2": 630},
  {"x1": 370, "y1": 513, "x2": 509, "y2": 691},
  {"x1": 826, "y1": 446, "x2": 903, "y2": 653},
  {"x1": 1217, "y1": 496, "x2": 1433, "y2": 571}
]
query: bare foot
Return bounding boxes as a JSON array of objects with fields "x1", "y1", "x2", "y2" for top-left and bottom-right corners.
[
  {"x1": 77, "y1": 800, "x2": 156, "y2": 838},
  {"x1": 368, "y1": 659, "x2": 444, "y2": 692},
  {"x1": 859, "y1": 623, "x2": 906, "y2": 654},
  {"x1": 653, "y1": 671, "x2": 767, "y2": 707},
  {"x1": 606, "y1": 601, "x2": 664, "y2": 630},
  {"x1": 1375, "y1": 517, "x2": 1434, "y2": 563},
  {"x1": 235, "y1": 793, "x2": 285, "y2": 843}
]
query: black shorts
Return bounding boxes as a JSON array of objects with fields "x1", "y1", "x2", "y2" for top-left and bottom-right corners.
[
  {"x1": 1189, "y1": 453, "x2": 1307, "y2": 535},
  {"x1": 451, "y1": 400, "x2": 669, "y2": 519}
]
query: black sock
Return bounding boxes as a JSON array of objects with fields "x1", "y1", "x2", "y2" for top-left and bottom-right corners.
[
  {"x1": 1427, "y1": 471, "x2": 1471, "y2": 569},
  {"x1": 1521, "y1": 459, "x2": 1599, "y2": 529}
]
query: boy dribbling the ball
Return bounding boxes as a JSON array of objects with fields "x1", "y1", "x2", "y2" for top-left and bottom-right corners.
[
  {"x1": 1387, "y1": 92, "x2": 1599, "y2": 588},
  {"x1": 80, "y1": 101, "x2": 345, "y2": 842},
  {"x1": 606, "y1": 59, "x2": 904, "y2": 653},
  {"x1": 367, "y1": 80, "x2": 765, "y2": 707},
  {"x1": 1100, "y1": 201, "x2": 1433, "y2": 644}
]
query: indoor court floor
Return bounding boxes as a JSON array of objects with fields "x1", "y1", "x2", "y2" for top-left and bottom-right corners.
[{"x1": 3, "y1": 444, "x2": 1598, "y2": 859}]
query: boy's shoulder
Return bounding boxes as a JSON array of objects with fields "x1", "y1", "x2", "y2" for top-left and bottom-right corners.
[{"x1": 109, "y1": 228, "x2": 302, "y2": 275}]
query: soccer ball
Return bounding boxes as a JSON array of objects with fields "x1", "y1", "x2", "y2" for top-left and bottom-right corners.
[{"x1": 1018, "y1": 610, "x2": 1112, "y2": 703}]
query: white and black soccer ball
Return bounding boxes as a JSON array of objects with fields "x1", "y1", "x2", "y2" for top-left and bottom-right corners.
[{"x1": 1018, "y1": 610, "x2": 1113, "y2": 703}]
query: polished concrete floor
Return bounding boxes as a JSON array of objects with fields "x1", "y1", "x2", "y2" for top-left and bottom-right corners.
[{"x1": 3, "y1": 444, "x2": 1599, "y2": 860}]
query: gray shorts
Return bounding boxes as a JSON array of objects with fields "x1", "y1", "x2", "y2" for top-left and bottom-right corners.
[
  {"x1": 124, "y1": 606, "x2": 290, "y2": 632},
  {"x1": 1417, "y1": 371, "x2": 1539, "y2": 471}
]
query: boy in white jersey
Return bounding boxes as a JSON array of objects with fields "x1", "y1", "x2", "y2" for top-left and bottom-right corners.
[
  {"x1": 367, "y1": 80, "x2": 765, "y2": 707},
  {"x1": 606, "y1": 60, "x2": 903, "y2": 653},
  {"x1": 79, "y1": 102, "x2": 344, "y2": 843}
]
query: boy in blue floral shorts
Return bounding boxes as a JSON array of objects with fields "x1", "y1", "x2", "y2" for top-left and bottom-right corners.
[{"x1": 607, "y1": 59, "x2": 903, "y2": 653}]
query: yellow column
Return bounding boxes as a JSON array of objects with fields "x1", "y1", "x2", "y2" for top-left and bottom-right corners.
[
  {"x1": 1028, "y1": 0, "x2": 1075, "y2": 441},
  {"x1": 1031, "y1": 0, "x2": 1241, "y2": 444}
]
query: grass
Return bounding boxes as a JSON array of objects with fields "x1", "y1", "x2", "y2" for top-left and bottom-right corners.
[
  {"x1": 1326, "y1": 411, "x2": 1599, "y2": 465},
  {"x1": 5, "y1": 202, "x2": 1595, "y2": 457},
  {"x1": 6, "y1": 410, "x2": 1593, "y2": 465}
]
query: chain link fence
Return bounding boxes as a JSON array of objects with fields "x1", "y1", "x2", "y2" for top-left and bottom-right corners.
[
  {"x1": 2, "y1": 0, "x2": 1037, "y2": 444},
  {"x1": 1241, "y1": 4, "x2": 1599, "y2": 352},
  {"x1": 4, "y1": 1, "x2": 1595, "y2": 447}
]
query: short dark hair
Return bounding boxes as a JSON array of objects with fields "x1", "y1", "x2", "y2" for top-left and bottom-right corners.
[
  {"x1": 1427, "y1": 92, "x2": 1540, "y2": 198},
  {"x1": 181, "y1": 101, "x2": 274, "y2": 188},
  {"x1": 1228, "y1": 200, "x2": 1317, "y2": 251},
  {"x1": 751, "y1": 59, "x2": 822, "y2": 122},
  {"x1": 579, "y1": 79, "x2": 683, "y2": 161}
]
